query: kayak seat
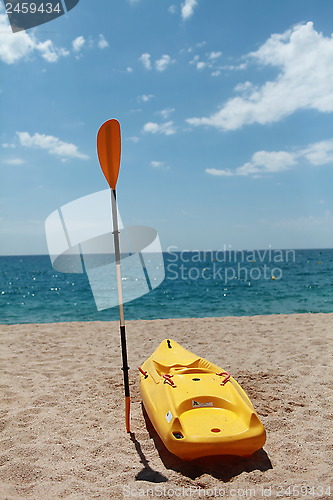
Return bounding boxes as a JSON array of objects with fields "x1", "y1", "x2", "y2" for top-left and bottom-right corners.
[
  {"x1": 152, "y1": 360, "x2": 198, "y2": 377},
  {"x1": 152, "y1": 357, "x2": 218, "y2": 377},
  {"x1": 171, "y1": 357, "x2": 218, "y2": 375}
]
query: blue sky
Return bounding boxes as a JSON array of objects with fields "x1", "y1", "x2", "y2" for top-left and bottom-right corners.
[{"x1": 1, "y1": 0, "x2": 333, "y2": 254}]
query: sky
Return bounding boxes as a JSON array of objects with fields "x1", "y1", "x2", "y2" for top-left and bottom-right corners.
[{"x1": 1, "y1": 0, "x2": 333, "y2": 254}]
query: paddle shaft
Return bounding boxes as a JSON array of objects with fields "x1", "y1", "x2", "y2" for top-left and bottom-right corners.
[{"x1": 111, "y1": 188, "x2": 130, "y2": 432}]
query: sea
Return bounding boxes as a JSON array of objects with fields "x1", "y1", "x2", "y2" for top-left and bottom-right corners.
[{"x1": 1, "y1": 249, "x2": 332, "y2": 325}]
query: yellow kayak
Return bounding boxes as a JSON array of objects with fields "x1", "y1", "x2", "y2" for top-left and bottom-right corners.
[{"x1": 139, "y1": 339, "x2": 266, "y2": 460}]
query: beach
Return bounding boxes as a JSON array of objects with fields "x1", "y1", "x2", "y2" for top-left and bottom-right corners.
[{"x1": 1, "y1": 313, "x2": 332, "y2": 499}]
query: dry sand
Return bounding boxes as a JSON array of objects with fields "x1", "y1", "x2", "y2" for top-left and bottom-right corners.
[{"x1": 0, "y1": 313, "x2": 332, "y2": 499}]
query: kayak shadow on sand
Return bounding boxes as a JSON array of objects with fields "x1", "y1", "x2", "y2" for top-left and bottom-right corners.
[{"x1": 141, "y1": 405, "x2": 272, "y2": 482}]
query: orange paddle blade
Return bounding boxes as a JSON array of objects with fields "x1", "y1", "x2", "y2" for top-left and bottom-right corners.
[{"x1": 97, "y1": 119, "x2": 121, "y2": 190}]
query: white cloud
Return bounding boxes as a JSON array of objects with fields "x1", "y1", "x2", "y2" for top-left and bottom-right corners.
[
  {"x1": 36, "y1": 40, "x2": 69, "y2": 62},
  {"x1": 155, "y1": 54, "x2": 172, "y2": 72},
  {"x1": 0, "y1": 14, "x2": 34, "y2": 63},
  {"x1": 181, "y1": 0, "x2": 198, "y2": 20},
  {"x1": 188, "y1": 22, "x2": 333, "y2": 131},
  {"x1": 237, "y1": 151, "x2": 297, "y2": 176},
  {"x1": 126, "y1": 66, "x2": 133, "y2": 73},
  {"x1": 189, "y1": 54, "x2": 199, "y2": 65},
  {"x1": 138, "y1": 94, "x2": 154, "y2": 102},
  {"x1": 98, "y1": 34, "x2": 109, "y2": 49},
  {"x1": 233, "y1": 81, "x2": 255, "y2": 95},
  {"x1": 168, "y1": 5, "x2": 177, "y2": 14},
  {"x1": 180, "y1": 46, "x2": 193, "y2": 55},
  {"x1": 151, "y1": 161, "x2": 170, "y2": 170},
  {"x1": 208, "y1": 51, "x2": 222, "y2": 60},
  {"x1": 205, "y1": 137, "x2": 333, "y2": 177},
  {"x1": 17, "y1": 132, "x2": 89, "y2": 160},
  {"x1": 143, "y1": 121, "x2": 176, "y2": 135},
  {"x1": 301, "y1": 139, "x2": 333, "y2": 165},
  {"x1": 0, "y1": 16, "x2": 108, "y2": 64},
  {"x1": 139, "y1": 53, "x2": 152, "y2": 70},
  {"x1": 0, "y1": 13, "x2": 69, "y2": 64},
  {"x1": 72, "y1": 36, "x2": 85, "y2": 52},
  {"x1": 189, "y1": 51, "x2": 223, "y2": 74},
  {"x1": 222, "y1": 62, "x2": 247, "y2": 71},
  {"x1": 205, "y1": 168, "x2": 233, "y2": 177},
  {"x1": 157, "y1": 108, "x2": 175, "y2": 119},
  {"x1": 196, "y1": 61, "x2": 207, "y2": 70},
  {"x1": 2, "y1": 158, "x2": 25, "y2": 165},
  {"x1": 140, "y1": 53, "x2": 173, "y2": 72}
]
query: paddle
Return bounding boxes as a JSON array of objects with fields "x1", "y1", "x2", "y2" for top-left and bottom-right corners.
[{"x1": 97, "y1": 118, "x2": 131, "y2": 432}]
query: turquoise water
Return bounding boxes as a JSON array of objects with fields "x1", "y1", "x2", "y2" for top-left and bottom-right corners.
[{"x1": 1, "y1": 249, "x2": 332, "y2": 324}]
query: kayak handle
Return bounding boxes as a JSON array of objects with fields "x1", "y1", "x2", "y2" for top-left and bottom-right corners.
[
  {"x1": 138, "y1": 366, "x2": 148, "y2": 378},
  {"x1": 163, "y1": 374, "x2": 176, "y2": 387},
  {"x1": 216, "y1": 372, "x2": 231, "y2": 385}
]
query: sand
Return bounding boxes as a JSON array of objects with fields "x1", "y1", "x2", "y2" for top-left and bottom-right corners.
[{"x1": 0, "y1": 313, "x2": 332, "y2": 499}]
